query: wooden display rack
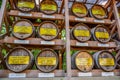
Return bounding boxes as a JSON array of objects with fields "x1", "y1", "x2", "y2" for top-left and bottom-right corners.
[{"x1": 0, "y1": 0, "x2": 120, "y2": 80}]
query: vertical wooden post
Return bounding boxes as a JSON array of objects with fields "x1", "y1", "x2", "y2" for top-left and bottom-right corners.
[
  {"x1": 65, "y1": 0, "x2": 71, "y2": 80},
  {"x1": 113, "y1": 0, "x2": 120, "y2": 39},
  {"x1": 0, "y1": 0, "x2": 7, "y2": 30}
]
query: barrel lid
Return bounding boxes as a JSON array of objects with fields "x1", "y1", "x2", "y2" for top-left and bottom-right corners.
[
  {"x1": 12, "y1": 19, "x2": 34, "y2": 40},
  {"x1": 15, "y1": 0, "x2": 36, "y2": 12}
]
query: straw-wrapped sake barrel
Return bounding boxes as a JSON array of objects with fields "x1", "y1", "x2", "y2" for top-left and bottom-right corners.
[
  {"x1": 71, "y1": 51, "x2": 94, "y2": 72},
  {"x1": 12, "y1": 19, "x2": 35, "y2": 39},
  {"x1": 5, "y1": 47, "x2": 34, "y2": 72},
  {"x1": 90, "y1": 5, "x2": 108, "y2": 19},
  {"x1": 71, "y1": 2, "x2": 88, "y2": 18},
  {"x1": 35, "y1": 48, "x2": 58, "y2": 72},
  {"x1": 40, "y1": 0, "x2": 58, "y2": 14},
  {"x1": 37, "y1": 21, "x2": 59, "y2": 41},
  {"x1": 91, "y1": 25, "x2": 111, "y2": 43},
  {"x1": 14, "y1": 0, "x2": 36, "y2": 12},
  {"x1": 93, "y1": 50, "x2": 116, "y2": 71},
  {"x1": 71, "y1": 23, "x2": 91, "y2": 42}
]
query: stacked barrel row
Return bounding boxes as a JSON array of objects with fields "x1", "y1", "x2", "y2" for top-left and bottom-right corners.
[
  {"x1": 12, "y1": 20, "x2": 59, "y2": 40},
  {"x1": 4, "y1": 47, "x2": 58, "y2": 73},
  {"x1": 3, "y1": 47, "x2": 120, "y2": 73},
  {"x1": 12, "y1": 19, "x2": 111, "y2": 43},
  {"x1": 14, "y1": 0, "x2": 108, "y2": 19}
]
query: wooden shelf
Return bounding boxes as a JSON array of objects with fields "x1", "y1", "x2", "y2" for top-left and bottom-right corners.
[
  {"x1": 70, "y1": 40, "x2": 116, "y2": 50},
  {"x1": 69, "y1": 15, "x2": 113, "y2": 25},
  {"x1": 0, "y1": 70, "x2": 65, "y2": 78},
  {"x1": 3, "y1": 37, "x2": 65, "y2": 50},
  {"x1": 8, "y1": 10, "x2": 64, "y2": 20},
  {"x1": 72, "y1": 69, "x2": 120, "y2": 77}
]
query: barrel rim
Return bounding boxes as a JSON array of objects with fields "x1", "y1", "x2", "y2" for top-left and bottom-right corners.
[
  {"x1": 39, "y1": 0, "x2": 58, "y2": 15},
  {"x1": 75, "y1": 51, "x2": 94, "y2": 72},
  {"x1": 38, "y1": 21, "x2": 59, "y2": 41},
  {"x1": 35, "y1": 48, "x2": 59, "y2": 73},
  {"x1": 90, "y1": 4, "x2": 108, "y2": 20},
  {"x1": 72, "y1": 23, "x2": 91, "y2": 42},
  {"x1": 12, "y1": 19, "x2": 35, "y2": 40},
  {"x1": 71, "y1": 2, "x2": 88, "y2": 18},
  {"x1": 96, "y1": 50, "x2": 116, "y2": 72},
  {"x1": 14, "y1": 0, "x2": 36, "y2": 13},
  {"x1": 93, "y1": 25, "x2": 111, "y2": 43},
  {"x1": 5, "y1": 47, "x2": 33, "y2": 73}
]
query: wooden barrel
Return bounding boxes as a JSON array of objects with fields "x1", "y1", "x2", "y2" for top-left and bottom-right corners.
[
  {"x1": 12, "y1": 19, "x2": 35, "y2": 39},
  {"x1": 71, "y1": 51, "x2": 94, "y2": 72},
  {"x1": 90, "y1": 5, "x2": 108, "y2": 19},
  {"x1": 71, "y1": 23, "x2": 91, "y2": 42},
  {"x1": 91, "y1": 25, "x2": 111, "y2": 43},
  {"x1": 37, "y1": 21, "x2": 59, "y2": 41},
  {"x1": 35, "y1": 48, "x2": 58, "y2": 73},
  {"x1": 14, "y1": 0, "x2": 36, "y2": 12},
  {"x1": 116, "y1": 57, "x2": 120, "y2": 68},
  {"x1": 93, "y1": 50, "x2": 116, "y2": 71},
  {"x1": 39, "y1": 0, "x2": 58, "y2": 15},
  {"x1": 5, "y1": 47, "x2": 34, "y2": 72},
  {"x1": 71, "y1": 2, "x2": 88, "y2": 18}
]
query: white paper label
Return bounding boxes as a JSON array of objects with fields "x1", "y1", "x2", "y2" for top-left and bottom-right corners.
[
  {"x1": 98, "y1": 43, "x2": 109, "y2": 47},
  {"x1": 38, "y1": 73, "x2": 55, "y2": 77},
  {"x1": 94, "y1": 19, "x2": 105, "y2": 23},
  {"x1": 9, "y1": 73, "x2": 26, "y2": 78},
  {"x1": 102, "y1": 72, "x2": 114, "y2": 76},
  {"x1": 14, "y1": 40, "x2": 29, "y2": 44},
  {"x1": 78, "y1": 72, "x2": 92, "y2": 76},
  {"x1": 76, "y1": 42, "x2": 88, "y2": 46},
  {"x1": 42, "y1": 15, "x2": 55, "y2": 18},
  {"x1": 18, "y1": 12, "x2": 32, "y2": 16},
  {"x1": 41, "y1": 41, "x2": 55, "y2": 45},
  {"x1": 75, "y1": 18, "x2": 86, "y2": 21}
]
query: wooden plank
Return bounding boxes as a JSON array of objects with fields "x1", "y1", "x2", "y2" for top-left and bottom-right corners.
[
  {"x1": 113, "y1": 0, "x2": 120, "y2": 40},
  {"x1": 4, "y1": 37, "x2": 65, "y2": 46},
  {"x1": 71, "y1": 69, "x2": 120, "y2": 77},
  {"x1": 0, "y1": 70, "x2": 65, "y2": 78},
  {"x1": 0, "y1": 0, "x2": 7, "y2": 30},
  {"x1": 69, "y1": 15, "x2": 112, "y2": 25},
  {"x1": 70, "y1": 40, "x2": 116, "y2": 49},
  {"x1": 8, "y1": 10, "x2": 64, "y2": 20},
  {"x1": 65, "y1": 0, "x2": 72, "y2": 80}
]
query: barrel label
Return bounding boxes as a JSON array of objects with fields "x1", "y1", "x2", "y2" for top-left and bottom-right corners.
[
  {"x1": 40, "y1": 28, "x2": 57, "y2": 36},
  {"x1": 8, "y1": 56, "x2": 29, "y2": 64},
  {"x1": 14, "y1": 26, "x2": 32, "y2": 34},
  {"x1": 38, "y1": 73, "x2": 55, "y2": 77},
  {"x1": 75, "y1": 18, "x2": 86, "y2": 21},
  {"x1": 98, "y1": 43, "x2": 109, "y2": 47},
  {"x1": 9, "y1": 73, "x2": 26, "y2": 78},
  {"x1": 78, "y1": 72, "x2": 92, "y2": 76},
  {"x1": 41, "y1": 4, "x2": 57, "y2": 11},
  {"x1": 102, "y1": 72, "x2": 114, "y2": 76},
  {"x1": 95, "y1": 32, "x2": 109, "y2": 39},
  {"x1": 42, "y1": 15, "x2": 55, "y2": 18},
  {"x1": 99, "y1": 58, "x2": 115, "y2": 66},
  {"x1": 38, "y1": 57, "x2": 56, "y2": 65},
  {"x1": 73, "y1": 8, "x2": 86, "y2": 14},
  {"x1": 18, "y1": 12, "x2": 32, "y2": 16},
  {"x1": 94, "y1": 19, "x2": 105, "y2": 23},
  {"x1": 41, "y1": 41, "x2": 55, "y2": 45},
  {"x1": 14, "y1": 40, "x2": 29, "y2": 44},
  {"x1": 76, "y1": 42, "x2": 88, "y2": 46},
  {"x1": 18, "y1": 2, "x2": 35, "y2": 9},
  {"x1": 74, "y1": 30, "x2": 90, "y2": 37},
  {"x1": 76, "y1": 58, "x2": 92, "y2": 66}
]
